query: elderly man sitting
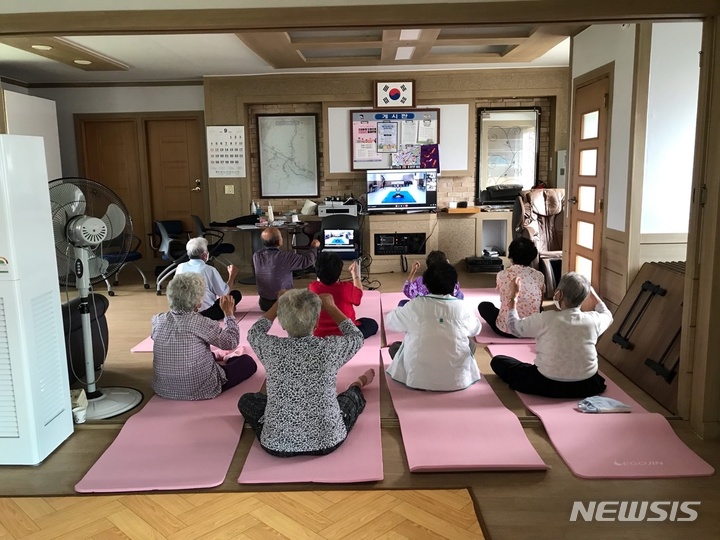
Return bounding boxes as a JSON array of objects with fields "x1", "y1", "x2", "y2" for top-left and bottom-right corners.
[
  {"x1": 175, "y1": 237, "x2": 241, "y2": 320},
  {"x1": 490, "y1": 271, "x2": 613, "y2": 398},
  {"x1": 253, "y1": 226, "x2": 320, "y2": 312}
]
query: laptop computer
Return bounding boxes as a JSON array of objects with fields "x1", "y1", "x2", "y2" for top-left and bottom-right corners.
[{"x1": 323, "y1": 228, "x2": 356, "y2": 252}]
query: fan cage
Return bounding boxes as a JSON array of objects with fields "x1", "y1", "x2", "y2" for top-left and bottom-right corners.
[{"x1": 49, "y1": 177, "x2": 133, "y2": 287}]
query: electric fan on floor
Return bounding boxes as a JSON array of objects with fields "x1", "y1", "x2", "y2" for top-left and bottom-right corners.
[{"x1": 49, "y1": 177, "x2": 143, "y2": 420}]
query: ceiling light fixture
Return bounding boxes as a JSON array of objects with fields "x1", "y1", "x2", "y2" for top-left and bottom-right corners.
[
  {"x1": 31, "y1": 44, "x2": 53, "y2": 51},
  {"x1": 73, "y1": 59, "x2": 92, "y2": 65},
  {"x1": 395, "y1": 46, "x2": 416, "y2": 61},
  {"x1": 399, "y1": 29, "x2": 422, "y2": 41}
]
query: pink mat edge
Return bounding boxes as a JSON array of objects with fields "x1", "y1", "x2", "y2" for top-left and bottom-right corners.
[{"x1": 379, "y1": 348, "x2": 548, "y2": 472}]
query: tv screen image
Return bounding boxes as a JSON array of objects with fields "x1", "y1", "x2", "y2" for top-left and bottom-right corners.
[
  {"x1": 323, "y1": 229, "x2": 354, "y2": 247},
  {"x1": 366, "y1": 168, "x2": 438, "y2": 212}
]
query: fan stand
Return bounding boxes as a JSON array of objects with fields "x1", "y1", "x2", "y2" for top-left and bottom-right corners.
[{"x1": 76, "y1": 247, "x2": 143, "y2": 420}]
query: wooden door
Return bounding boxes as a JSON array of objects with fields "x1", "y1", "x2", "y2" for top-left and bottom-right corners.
[
  {"x1": 568, "y1": 75, "x2": 610, "y2": 290},
  {"x1": 145, "y1": 118, "x2": 206, "y2": 232},
  {"x1": 77, "y1": 119, "x2": 147, "y2": 256}
]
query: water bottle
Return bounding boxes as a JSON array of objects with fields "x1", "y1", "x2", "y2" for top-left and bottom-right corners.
[
  {"x1": 268, "y1": 204, "x2": 275, "y2": 223},
  {"x1": 250, "y1": 200, "x2": 257, "y2": 215}
]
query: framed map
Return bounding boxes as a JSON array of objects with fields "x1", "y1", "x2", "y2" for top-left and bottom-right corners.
[{"x1": 257, "y1": 114, "x2": 319, "y2": 197}]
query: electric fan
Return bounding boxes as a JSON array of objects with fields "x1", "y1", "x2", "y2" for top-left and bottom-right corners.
[{"x1": 49, "y1": 177, "x2": 143, "y2": 420}]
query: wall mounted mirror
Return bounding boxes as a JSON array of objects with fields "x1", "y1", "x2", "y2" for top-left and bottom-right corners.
[{"x1": 476, "y1": 107, "x2": 540, "y2": 197}]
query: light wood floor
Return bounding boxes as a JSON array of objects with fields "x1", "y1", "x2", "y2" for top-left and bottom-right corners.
[
  {"x1": 2, "y1": 264, "x2": 720, "y2": 540},
  {"x1": 0, "y1": 489, "x2": 483, "y2": 540}
]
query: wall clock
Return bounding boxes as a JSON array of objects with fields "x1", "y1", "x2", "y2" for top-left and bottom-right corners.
[{"x1": 374, "y1": 81, "x2": 415, "y2": 108}]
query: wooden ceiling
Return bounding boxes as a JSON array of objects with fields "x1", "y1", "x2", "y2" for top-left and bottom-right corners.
[{"x1": 237, "y1": 25, "x2": 581, "y2": 68}]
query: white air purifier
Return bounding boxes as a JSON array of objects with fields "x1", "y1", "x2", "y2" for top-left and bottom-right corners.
[{"x1": 0, "y1": 134, "x2": 73, "y2": 465}]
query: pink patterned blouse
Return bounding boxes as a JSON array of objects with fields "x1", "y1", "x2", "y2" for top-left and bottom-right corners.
[{"x1": 496, "y1": 264, "x2": 545, "y2": 333}]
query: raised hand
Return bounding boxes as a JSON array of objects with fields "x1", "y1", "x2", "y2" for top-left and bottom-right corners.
[
  {"x1": 509, "y1": 276, "x2": 521, "y2": 299},
  {"x1": 219, "y1": 294, "x2": 236, "y2": 317},
  {"x1": 318, "y1": 293, "x2": 336, "y2": 311}
]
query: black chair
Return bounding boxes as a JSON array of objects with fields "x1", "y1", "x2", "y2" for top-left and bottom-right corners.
[
  {"x1": 149, "y1": 220, "x2": 189, "y2": 295},
  {"x1": 191, "y1": 214, "x2": 235, "y2": 271},
  {"x1": 290, "y1": 220, "x2": 322, "y2": 276},
  {"x1": 102, "y1": 234, "x2": 149, "y2": 296}
]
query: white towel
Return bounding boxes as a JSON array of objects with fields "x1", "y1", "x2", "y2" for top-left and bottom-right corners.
[{"x1": 577, "y1": 396, "x2": 632, "y2": 414}]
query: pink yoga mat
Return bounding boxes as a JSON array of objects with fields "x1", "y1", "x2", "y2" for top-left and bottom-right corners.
[
  {"x1": 380, "y1": 349, "x2": 546, "y2": 472},
  {"x1": 75, "y1": 362, "x2": 266, "y2": 493},
  {"x1": 238, "y1": 346, "x2": 383, "y2": 483},
  {"x1": 486, "y1": 344, "x2": 715, "y2": 479}
]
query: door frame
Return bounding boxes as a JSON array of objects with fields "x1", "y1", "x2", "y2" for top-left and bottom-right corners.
[
  {"x1": 75, "y1": 111, "x2": 207, "y2": 257},
  {"x1": 564, "y1": 63, "x2": 614, "y2": 298}
]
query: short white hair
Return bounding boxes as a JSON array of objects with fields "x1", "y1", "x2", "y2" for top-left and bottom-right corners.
[
  {"x1": 557, "y1": 272, "x2": 591, "y2": 308},
  {"x1": 167, "y1": 273, "x2": 205, "y2": 312},
  {"x1": 186, "y1": 237, "x2": 208, "y2": 258},
  {"x1": 277, "y1": 289, "x2": 321, "y2": 337}
]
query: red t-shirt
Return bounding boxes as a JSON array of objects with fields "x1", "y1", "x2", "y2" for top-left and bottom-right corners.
[{"x1": 308, "y1": 280, "x2": 362, "y2": 337}]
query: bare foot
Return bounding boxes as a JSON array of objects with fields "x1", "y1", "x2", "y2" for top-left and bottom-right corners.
[{"x1": 349, "y1": 368, "x2": 375, "y2": 389}]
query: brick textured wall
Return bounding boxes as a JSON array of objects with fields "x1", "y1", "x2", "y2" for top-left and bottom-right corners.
[{"x1": 247, "y1": 97, "x2": 553, "y2": 213}]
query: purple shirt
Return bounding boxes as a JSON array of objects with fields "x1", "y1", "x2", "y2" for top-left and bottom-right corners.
[
  {"x1": 253, "y1": 246, "x2": 318, "y2": 300},
  {"x1": 403, "y1": 276, "x2": 464, "y2": 300}
]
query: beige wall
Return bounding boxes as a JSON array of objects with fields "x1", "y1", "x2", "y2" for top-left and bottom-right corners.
[{"x1": 203, "y1": 68, "x2": 569, "y2": 223}]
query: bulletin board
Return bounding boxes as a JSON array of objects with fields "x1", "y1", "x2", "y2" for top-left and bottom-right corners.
[{"x1": 350, "y1": 109, "x2": 440, "y2": 171}]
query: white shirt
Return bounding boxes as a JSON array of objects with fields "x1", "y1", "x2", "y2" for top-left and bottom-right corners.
[
  {"x1": 385, "y1": 295, "x2": 482, "y2": 391},
  {"x1": 176, "y1": 258, "x2": 229, "y2": 311},
  {"x1": 507, "y1": 302, "x2": 613, "y2": 381}
]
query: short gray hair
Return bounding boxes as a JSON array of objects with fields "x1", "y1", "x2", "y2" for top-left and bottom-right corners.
[
  {"x1": 186, "y1": 237, "x2": 208, "y2": 258},
  {"x1": 277, "y1": 289, "x2": 321, "y2": 337},
  {"x1": 167, "y1": 273, "x2": 205, "y2": 312},
  {"x1": 557, "y1": 272, "x2": 591, "y2": 308}
]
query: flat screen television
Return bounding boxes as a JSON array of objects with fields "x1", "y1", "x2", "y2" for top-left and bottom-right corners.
[{"x1": 366, "y1": 168, "x2": 438, "y2": 213}]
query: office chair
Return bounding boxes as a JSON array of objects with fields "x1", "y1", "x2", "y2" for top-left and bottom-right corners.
[
  {"x1": 149, "y1": 220, "x2": 190, "y2": 295},
  {"x1": 190, "y1": 214, "x2": 235, "y2": 271},
  {"x1": 290, "y1": 220, "x2": 322, "y2": 276},
  {"x1": 102, "y1": 234, "x2": 149, "y2": 296},
  {"x1": 512, "y1": 188, "x2": 565, "y2": 298}
]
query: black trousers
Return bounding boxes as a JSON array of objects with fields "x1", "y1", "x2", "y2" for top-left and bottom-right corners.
[
  {"x1": 200, "y1": 290, "x2": 242, "y2": 321},
  {"x1": 477, "y1": 302, "x2": 516, "y2": 339},
  {"x1": 219, "y1": 355, "x2": 257, "y2": 392},
  {"x1": 356, "y1": 317, "x2": 379, "y2": 339},
  {"x1": 490, "y1": 354, "x2": 607, "y2": 399},
  {"x1": 238, "y1": 385, "x2": 366, "y2": 457},
  {"x1": 258, "y1": 297, "x2": 276, "y2": 313}
]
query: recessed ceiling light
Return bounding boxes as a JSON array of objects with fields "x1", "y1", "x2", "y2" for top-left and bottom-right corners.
[
  {"x1": 399, "y1": 29, "x2": 422, "y2": 41},
  {"x1": 73, "y1": 59, "x2": 92, "y2": 65},
  {"x1": 31, "y1": 44, "x2": 53, "y2": 51},
  {"x1": 395, "y1": 46, "x2": 416, "y2": 61}
]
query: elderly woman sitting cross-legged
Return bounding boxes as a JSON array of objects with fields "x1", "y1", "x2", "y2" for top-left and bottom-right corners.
[
  {"x1": 152, "y1": 273, "x2": 257, "y2": 400},
  {"x1": 238, "y1": 289, "x2": 374, "y2": 457},
  {"x1": 490, "y1": 271, "x2": 613, "y2": 399}
]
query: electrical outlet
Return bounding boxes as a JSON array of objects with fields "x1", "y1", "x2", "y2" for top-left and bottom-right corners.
[{"x1": 224, "y1": 184, "x2": 234, "y2": 195}]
